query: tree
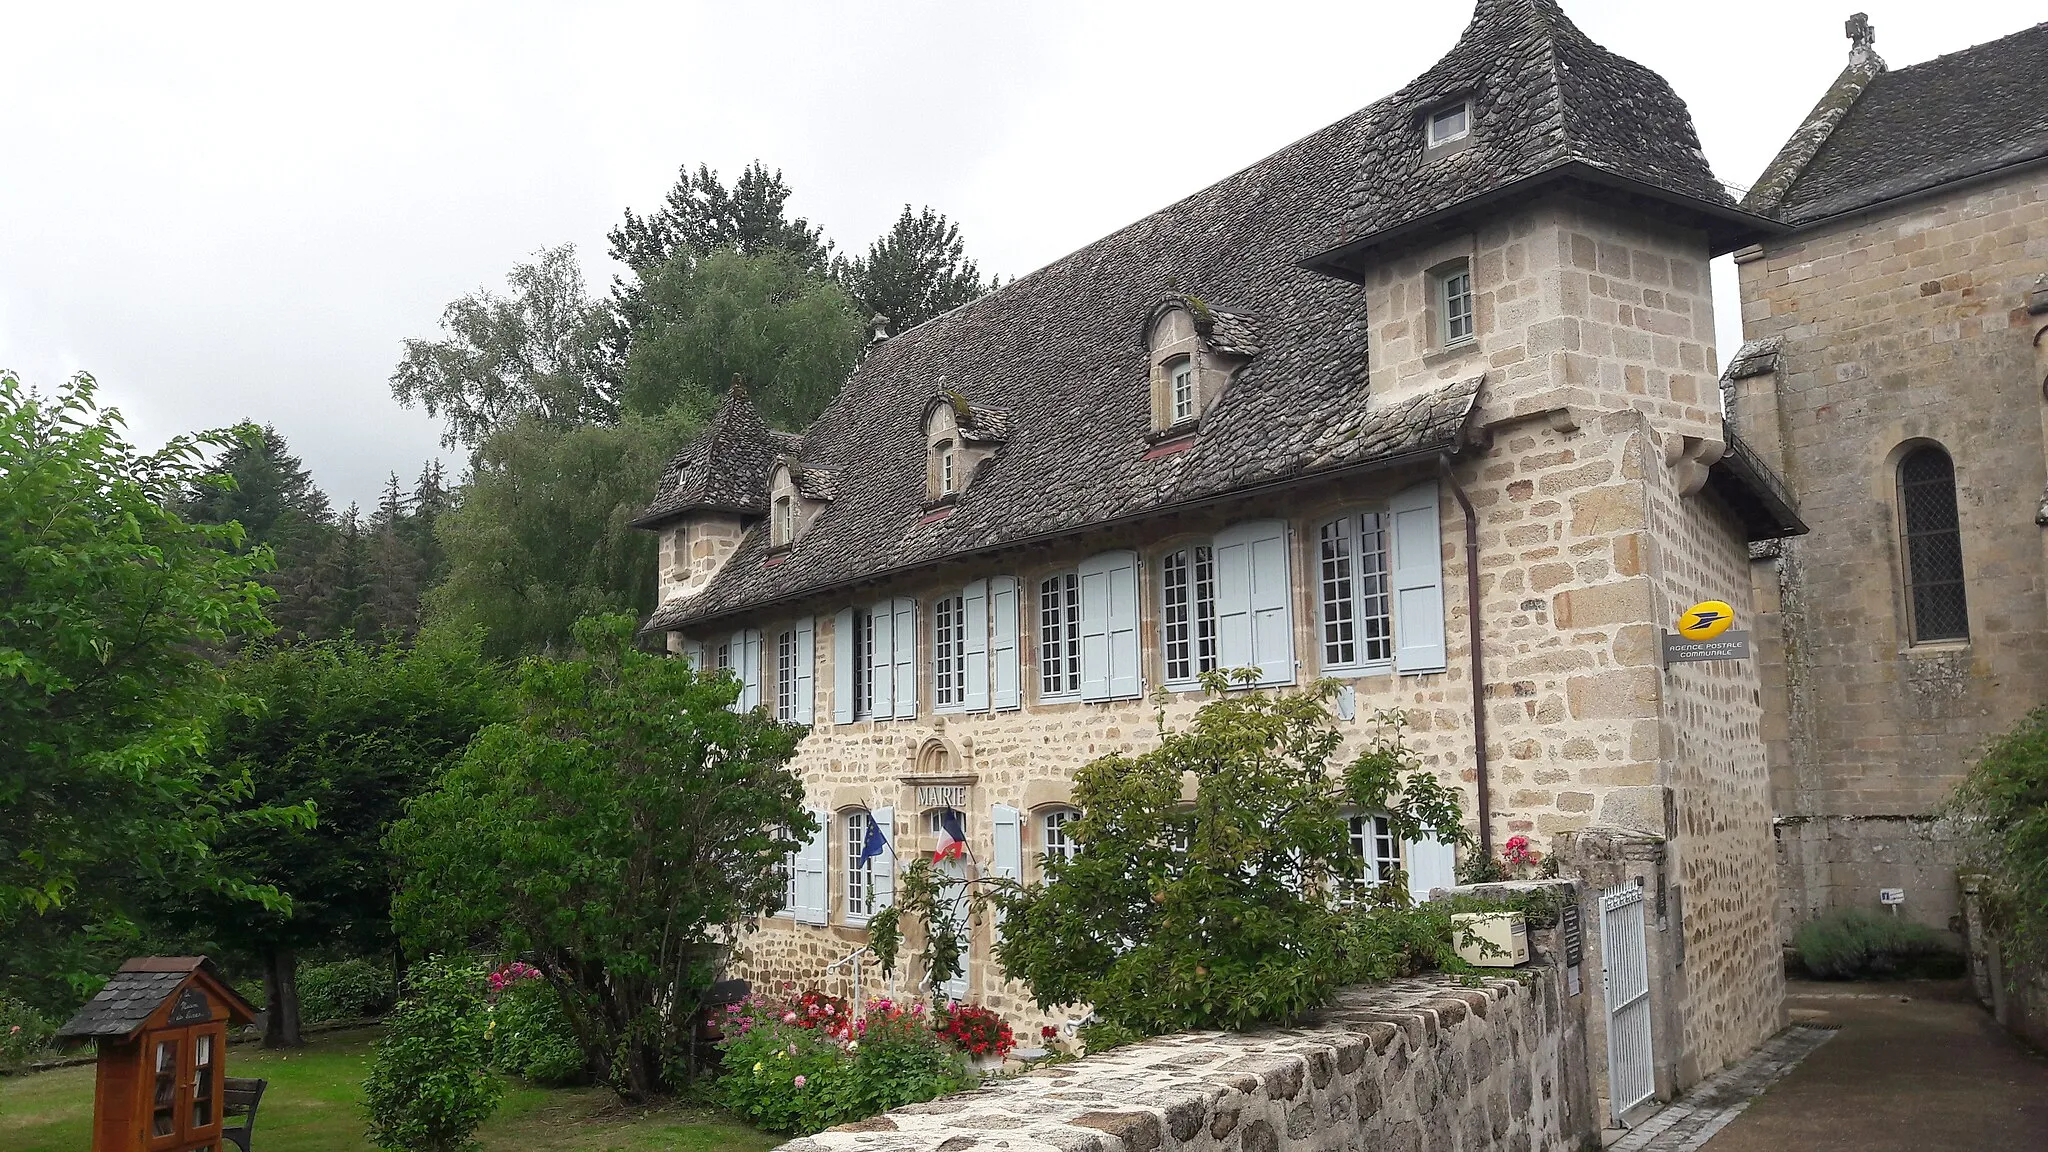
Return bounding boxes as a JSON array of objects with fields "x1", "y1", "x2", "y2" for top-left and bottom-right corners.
[
  {"x1": 366, "y1": 475, "x2": 424, "y2": 638},
  {"x1": 422, "y1": 409, "x2": 695, "y2": 660},
  {"x1": 836, "y1": 205, "x2": 992, "y2": 335},
  {"x1": 390, "y1": 244, "x2": 615, "y2": 452},
  {"x1": 608, "y1": 161, "x2": 831, "y2": 281},
  {"x1": 0, "y1": 372, "x2": 304, "y2": 940},
  {"x1": 162, "y1": 634, "x2": 505, "y2": 1046},
  {"x1": 177, "y1": 423, "x2": 338, "y2": 641},
  {"x1": 302, "y1": 503, "x2": 373, "y2": 642},
  {"x1": 389, "y1": 614, "x2": 813, "y2": 1101},
  {"x1": 988, "y1": 677, "x2": 1466, "y2": 1034},
  {"x1": 621, "y1": 249, "x2": 867, "y2": 428}
]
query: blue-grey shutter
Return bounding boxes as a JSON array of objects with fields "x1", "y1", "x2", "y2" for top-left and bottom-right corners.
[
  {"x1": 990, "y1": 577, "x2": 1021, "y2": 711},
  {"x1": 1404, "y1": 832, "x2": 1458, "y2": 905},
  {"x1": 1079, "y1": 552, "x2": 1139, "y2": 701},
  {"x1": 963, "y1": 580, "x2": 990, "y2": 712},
  {"x1": 991, "y1": 804, "x2": 1022, "y2": 935},
  {"x1": 891, "y1": 598, "x2": 918, "y2": 719},
  {"x1": 741, "y1": 629, "x2": 764, "y2": 711},
  {"x1": 832, "y1": 609, "x2": 855, "y2": 724},
  {"x1": 793, "y1": 618, "x2": 815, "y2": 725},
  {"x1": 795, "y1": 807, "x2": 829, "y2": 925},
  {"x1": 871, "y1": 805, "x2": 895, "y2": 912},
  {"x1": 1215, "y1": 520, "x2": 1293, "y2": 685},
  {"x1": 727, "y1": 630, "x2": 748, "y2": 712},
  {"x1": 869, "y1": 601, "x2": 894, "y2": 719},
  {"x1": 1390, "y1": 482, "x2": 1447, "y2": 674}
]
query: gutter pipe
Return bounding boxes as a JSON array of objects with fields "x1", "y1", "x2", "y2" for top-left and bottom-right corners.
[{"x1": 1438, "y1": 454, "x2": 1492, "y2": 862}]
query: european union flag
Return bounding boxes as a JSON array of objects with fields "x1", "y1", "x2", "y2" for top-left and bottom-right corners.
[{"x1": 858, "y1": 813, "x2": 889, "y2": 865}]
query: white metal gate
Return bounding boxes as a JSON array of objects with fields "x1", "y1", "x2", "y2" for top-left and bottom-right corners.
[{"x1": 1600, "y1": 883, "x2": 1655, "y2": 1121}]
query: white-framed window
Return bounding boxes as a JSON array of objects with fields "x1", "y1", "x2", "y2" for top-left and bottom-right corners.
[
  {"x1": 1439, "y1": 262, "x2": 1474, "y2": 346},
  {"x1": 1161, "y1": 545, "x2": 1219, "y2": 686},
  {"x1": 772, "y1": 495, "x2": 795, "y2": 547},
  {"x1": 1427, "y1": 101, "x2": 1471, "y2": 148},
  {"x1": 1348, "y1": 813, "x2": 1404, "y2": 883},
  {"x1": 933, "y1": 594, "x2": 966, "y2": 708},
  {"x1": 1039, "y1": 573, "x2": 1082, "y2": 699},
  {"x1": 850, "y1": 609, "x2": 875, "y2": 719},
  {"x1": 1169, "y1": 358, "x2": 1196, "y2": 424},
  {"x1": 1042, "y1": 809, "x2": 1079, "y2": 869},
  {"x1": 844, "y1": 810, "x2": 877, "y2": 921},
  {"x1": 937, "y1": 440, "x2": 956, "y2": 495},
  {"x1": 1318, "y1": 513, "x2": 1394, "y2": 671},
  {"x1": 716, "y1": 641, "x2": 732, "y2": 671},
  {"x1": 777, "y1": 628, "x2": 797, "y2": 719}
]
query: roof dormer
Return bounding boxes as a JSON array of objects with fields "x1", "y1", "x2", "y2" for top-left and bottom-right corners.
[
  {"x1": 922, "y1": 391, "x2": 1009, "y2": 504},
  {"x1": 1144, "y1": 295, "x2": 1259, "y2": 437},
  {"x1": 767, "y1": 457, "x2": 836, "y2": 551}
]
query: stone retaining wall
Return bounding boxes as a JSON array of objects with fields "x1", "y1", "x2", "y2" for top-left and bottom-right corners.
[{"x1": 773, "y1": 966, "x2": 1594, "y2": 1152}]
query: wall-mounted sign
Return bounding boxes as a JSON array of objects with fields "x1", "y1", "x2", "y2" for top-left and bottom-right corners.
[
  {"x1": 1879, "y1": 888, "x2": 1906, "y2": 906},
  {"x1": 1661, "y1": 630, "x2": 1751, "y2": 666},
  {"x1": 916, "y1": 785, "x2": 969, "y2": 811},
  {"x1": 1676, "y1": 600, "x2": 1736, "y2": 641}
]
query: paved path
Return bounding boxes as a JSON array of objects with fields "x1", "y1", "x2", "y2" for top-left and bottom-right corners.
[
  {"x1": 1609, "y1": 1024, "x2": 1835, "y2": 1151},
  {"x1": 1697, "y1": 980, "x2": 2048, "y2": 1152}
]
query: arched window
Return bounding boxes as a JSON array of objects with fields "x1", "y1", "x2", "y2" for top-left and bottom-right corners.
[
  {"x1": 772, "y1": 495, "x2": 795, "y2": 547},
  {"x1": 1898, "y1": 445, "x2": 1968, "y2": 643}
]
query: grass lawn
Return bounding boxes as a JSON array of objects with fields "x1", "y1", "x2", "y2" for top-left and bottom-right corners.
[{"x1": 0, "y1": 1029, "x2": 779, "y2": 1152}]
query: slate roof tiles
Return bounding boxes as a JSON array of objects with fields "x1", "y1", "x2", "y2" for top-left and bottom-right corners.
[{"x1": 1749, "y1": 21, "x2": 2048, "y2": 227}]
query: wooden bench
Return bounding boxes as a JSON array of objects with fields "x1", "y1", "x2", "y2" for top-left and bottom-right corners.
[{"x1": 221, "y1": 1077, "x2": 267, "y2": 1152}]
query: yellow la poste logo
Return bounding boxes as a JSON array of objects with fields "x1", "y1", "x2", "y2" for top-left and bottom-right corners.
[{"x1": 1676, "y1": 600, "x2": 1735, "y2": 641}]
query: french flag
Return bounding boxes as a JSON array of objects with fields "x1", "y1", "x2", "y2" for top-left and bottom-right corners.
[{"x1": 932, "y1": 809, "x2": 967, "y2": 863}]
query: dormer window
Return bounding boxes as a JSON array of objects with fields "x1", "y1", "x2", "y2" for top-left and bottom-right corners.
[
  {"x1": 772, "y1": 495, "x2": 795, "y2": 547},
  {"x1": 923, "y1": 394, "x2": 1005, "y2": 502},
  {"x1": 1427, "y1": 101, "x2": 1471, "y2": 148},
  {"x1": 938, "y1": 440, "x2": 957, "y2": 494},
  {"x1": 1169, "y1": 358, "x2": 1196, "y2": 424}
]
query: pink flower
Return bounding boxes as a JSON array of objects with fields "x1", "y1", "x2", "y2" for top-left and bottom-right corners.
[
  {"x1": 783, "y1": 1011, "x2": 798, "y2": 1023},
  {"x1": 793, "y1": 1075, "x2": 806, "y2": 1087}
]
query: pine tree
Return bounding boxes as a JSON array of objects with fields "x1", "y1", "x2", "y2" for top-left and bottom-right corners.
[
  {"x1": 366, "y1": 475, "x2": 423, "y2": 638},
  {"x1": 304, "y1": 504, "x2": 374, "y2": 641},
  {"x1": 837, "y1": 206, "x2": 992, "y2": 335},
  {"x1": 178, "y1": 424, "x2": 337, "y2": 640}
]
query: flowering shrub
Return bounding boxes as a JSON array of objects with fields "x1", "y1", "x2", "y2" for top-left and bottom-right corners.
[
  {"x1": 933, "y1": 1003, "x2": 1014, "y2": 1061},
  {"x1": 1502, "y1": 835, "x2": 1537, "y2": 867},
  {"x1": 489, "y1": 969, "x2": 586, "y2": 1086},
  {"x1": 717, "y1": 993, "x2": 972, "y2": 1135},
  {"x1": 1, "y1": 998, "x2": 56, "y2": 1066}
]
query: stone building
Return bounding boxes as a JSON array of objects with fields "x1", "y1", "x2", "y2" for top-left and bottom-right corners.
[
  {"x1": 639, "y1": 0, "x2": 1800, "y2": 1099},
  {"x1": 1728, "y1": 15, "x2": 2048, "y2": 945}
]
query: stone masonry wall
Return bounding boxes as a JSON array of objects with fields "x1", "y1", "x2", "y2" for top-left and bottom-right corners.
[
  {"x1": 1732, "y1": 161, "x2": 2048, "y2": 941},
  {"x1": 771, "y1": 967, "x2": 1594, "y2": 1152}
]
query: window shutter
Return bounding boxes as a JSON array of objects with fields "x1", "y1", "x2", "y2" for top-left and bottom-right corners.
[
  {"x1": 1404, "y1": 832, "x2": 1458, "y2": 906},
  {"x1": 991, "y1": 804, "x2": 1022, "y2": 935},
  {"x1": 1213, "y1": 530, "x2": 1254, "y2": 673},
  {"x1": 869, "y1": 601, "x2": 894, "y2": 718},
  {"x1": 831, "y1": 609, "x2": 855, "y2": 724},
  {"x1": 962, "y1": 580, "x2": 990, "y2": 712},
  {"x1": 871, "y1": 806, "x2": 895, "y2": 912},
  {"x1": 1390, "y1": 482, "x2": 1448, "y2": 674},
  {"x1": 741, "y1": 629, "x2": 764, "y2": 711},
  {"x1": 990, "y1": 577, "x2": 1021, "y2": 711},
  {"x1": 1215, "y1": 520, "x2": 1293, "y2": 685},
  {"x1": 793, "y1": 618, "x2": 815, "y2": 725},
  {"x1": 795, "y1": 807, "x2": 829, "y2": 925},
  {"x1": 891, "y1": 598, "x2": 918, "y2": 719},
  {"x1": 1078, "y1": 553, "x2": 1139, "y2": 701},
  {"x1": 727, "y1": 630, "x2": 748, "y2": 712}
]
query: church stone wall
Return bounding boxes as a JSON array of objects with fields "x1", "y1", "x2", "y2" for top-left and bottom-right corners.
[{"x1": 1733, "y1": 161, "x2": 2048, "y2": 942}]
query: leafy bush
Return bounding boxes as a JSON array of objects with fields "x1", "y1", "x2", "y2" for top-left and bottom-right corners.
[
  {"x1": 490, "y1": 971, "x2": 587, "y2": 1086},
  {"x1": 362, "y1": 958, "x2": 503, "y2": 1152},
  {"x1": 932, "y1": 1003, "x2": 1014, "y2": 1061},
  {"x1": 1, "y1": 997, "x2": 57, "y2": 1065},
  {"x1": 1793, "y1": 909, "x2": 1961, "y2": 979},
  {"x1": 298, "y1": 958, "x2": 394, "y2": 1023},
  {"x1": 1076, "y1": 1019, "x2": 1148, "y2": 1055},
  {"x1": 993, "y1": 680, "x2": 1466, "y2": 1034},
  {"x1": 716, "y1": 995, "x2": 971, "y2": 1135},
  {"x1": 1950, "y1": 705, "x2": 2048, "y2": 959}
]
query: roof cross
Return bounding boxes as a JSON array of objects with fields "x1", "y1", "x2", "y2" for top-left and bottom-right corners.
[{"x1": 1846, "y1": 13, "x2": 1876, "y2": 52}]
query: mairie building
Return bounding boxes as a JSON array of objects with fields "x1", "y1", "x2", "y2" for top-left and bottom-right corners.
[{"x1": 637, "y1": 0, "x2": 1804, "y2": 1097}]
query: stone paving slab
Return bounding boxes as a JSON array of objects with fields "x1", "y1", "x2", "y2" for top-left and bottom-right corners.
[{"x1": 1608, "y1": 1024, "x2": 1835, "y2": 1152}]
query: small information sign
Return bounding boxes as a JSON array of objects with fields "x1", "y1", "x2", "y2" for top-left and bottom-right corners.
[
  {"x1": 1879, "y1": 888, "x2": 1906, "y2": 906},
  {"x1": 1560, "y1": 903, "x2": 1584, "y2": 998},
  {"x1": 1661, "y1": 629, "x2": 1751, "y2": 666}
]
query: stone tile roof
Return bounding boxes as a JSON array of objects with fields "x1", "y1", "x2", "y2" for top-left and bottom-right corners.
[
  {"x1": 1309, "y1": 0, "x2": 1767, "y2": 272},
  {"x1": 633, "y1": 385, "x2": 803, "y2": 526},
  {"x1": 640, "y1": 1, "x2": 1759, "y2": 631},
  {"x1": 1750, "y1": 21, "x2": 2048, "y2": 227},
  {"x1": 55, "y1": 957, "x2": 254, "y2": 1041}
]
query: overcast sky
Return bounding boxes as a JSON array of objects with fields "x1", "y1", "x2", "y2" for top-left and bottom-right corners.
[{"x1": 2, "y1": 1, "x2": 2038, "y2": 510}]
